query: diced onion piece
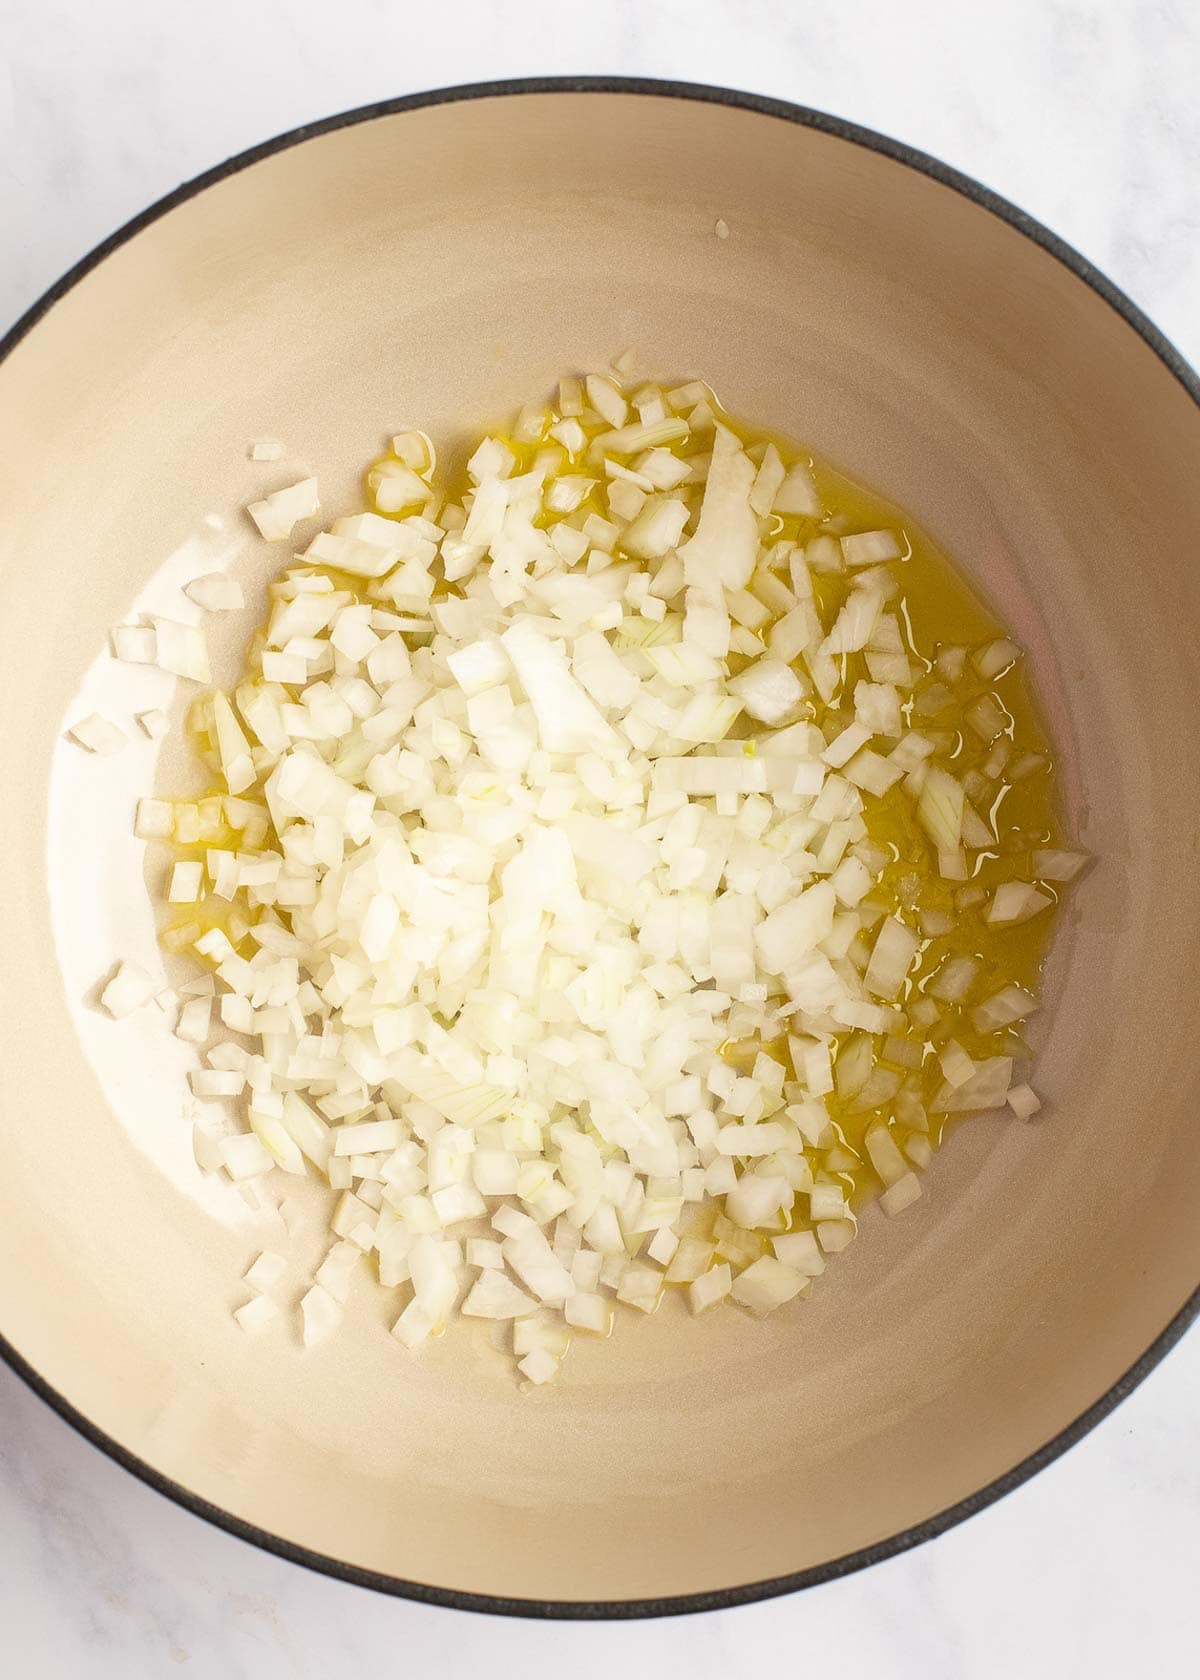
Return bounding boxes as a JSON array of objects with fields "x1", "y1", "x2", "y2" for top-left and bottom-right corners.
[
  {"x1": 749, "y1": 444, "x2": 786, "y2": 516},
  {"x1": 680, "y1": 425, "x2": 758, "y2": 591},
  {"x1": 154, "y1": 617, "x2": 211, "y2": 683},
  {"x1": 622, "y1": 495, "x2": 689, "y2": 559},
  {"x1": 502, "y1": 1225, "x2": 575, "y2": 1305},
  {"x1": 392, "y1": 430, "x2": 436, "y2": 474},
  {"x1": 933, "y1": 1056, "x2": 1013, "y2": 1113},
  {"x1": 864, "y1": 917, "x2": 919, "y2": 1000},
  {"x1": 971, "y1": 984, "x2": 1037, "y2": 1032},
  {"x1": 518, "y1": 1348, "x2": 560, "y2": 1385},
  {"x1": 100, "y1": 961, "x2": 156, "y2": 1018},
  {"x1": 69, "y1": 714, "x2": 126, "y2": 755},
  {"x1": 187, "y1": 573, "x2": 245, "y2": 611},
  {"x1": 966, "y1": 693, "x2": 1007, "y2": 742},
  {"x1": 844, "y1": 749, "x2": 903, "y2": 797},
  {"x1": 248, "y1": 477, "x2": 320, "y2": 541},
  {"x1": 731, "y1": 1256, "x2": 806, "y2": 1316},
  {"x1": 244, "y1": 1250, "x2": 287, "y2": 1294},
  {"x1": 904, "y1": 1133, "x2": 933, "y2": 1169},
  {"x1": 176, "y1": 995, "x2": 212, "y2": 1043},
  {"x1": 235, "y1": 1295, "x2": 278, "y2": 1334},
  {"x1": 220, "y1": 1133, "x2": 274, "y2": 1180},
  {"x1": 810, "y1": 1181, "x2": 847, "y2": 1220},
  {"x1": 135, "y1": 798, "x2": 174, "y2": 839},
  {"x1": 312, "y1": 1244, "x2": 361, "y2": 1306},
  {"x1": 617, "y1": 1266, "x2": 663, "y2": 1313},
  {"x1": 138, "y1": 710, "x2": 170, "y2": 739},
  {"x1": 773, "y1": 461, "x2": 821, "y2": 516},
  {"x1": 586, "y1": 374, "x2": 628, "y2": 429},
  {"x1": 755, "y1": 882, "x2": 836, "y2": 975},
  {"x1": 938, "y1": 1039, "x2": 975, "y2": 1089},
  {"x1": 864, "y1": 1124, "x2": 908, "y2": 1188},
  {"x1": 816, "y1": 1219, "x2": 856, "y2": 1253},
  {"x1": 112, "y1": 625, "x2": 157, "y2": 663},
  {"x1": 986, "y1": 882, "x2": 1054, "y2": 925},
  {"x1": 879, "y1": 1171, "x2": 922, "y2": 1216},
  {"x1": 916, "y1": 767, "x2": 964, "y2": 852},
  {"x1": 467, "y1": 1237, "x2": 504, "y2": 1270},
  {"x1": 1007, "y1": 1084, "x2": 1042, "y2": 1119},
  {"x1": 190, "y1": 1069, "x2": 245, "y2": 1098},
  {"x1": 822, "y1": 590, "x2": 881, "y2": 655},
  {"x1": 301, "y1": 1283, "x2": 341, "y2": 1346},
  {"x1": 841, "y1": 530, "x2": 901, "y2": 567},
  {"x1": 333, "y1": 1118, "x2": 401, "y2": 1155},
  {"x1": 211, "y1": 691, "x2": 255, "y2": 795},
  {"x1": 248, "y1": 1110, "x2": 305, "y2": 1179},
  {"x1": 772, "y1": 1230, "x2": 825, "y2": 1275},
  {"x1": 501, "y1": 622, "x2": 619, "y2": 754},
  {"x1": 1033, "y1": 848, "x2": 1090, "y2": 882},
  {"x1": 462, "y1": 1270, "x2": 538, "y2": 1319},
  {"x1": 972, "y1": 638, "x2": 1021, "y2": 679},
  {"x1": 728, "y1": 657, "x2": 804, "y2": 725},
  {"x1": 928, "y1": 956, "x2": 979, "y2": 1004},
  {"x1": 726, "y1": 1173, "x2": 789, "y2": 1229},
  {"x1": 565, "y1": 1293, "x2": 612, "y2": 1334},
  {"x1": 688, "y1": 1264, "x2": 733, "y2": 1314},
  {"x1": 168, "y1": 861, "x2": 203, "y2": 903}
]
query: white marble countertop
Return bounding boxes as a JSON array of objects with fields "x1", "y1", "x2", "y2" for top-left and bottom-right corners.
[{"x1": 2, "y1": 1, "x2": 1198, "y2": 1673}]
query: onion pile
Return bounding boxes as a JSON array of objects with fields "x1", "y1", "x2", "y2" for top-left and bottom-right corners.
[{"x1": 100, "y1": 371, "x2": 1086, "y2": 1384}]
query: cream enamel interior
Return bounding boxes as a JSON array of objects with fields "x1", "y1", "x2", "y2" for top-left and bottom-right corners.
[{"x1": 1, "y1": 90, "x2": 1198, "y2": 1607}]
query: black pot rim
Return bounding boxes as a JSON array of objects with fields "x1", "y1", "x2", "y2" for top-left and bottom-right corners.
[{"x1": 2, "y1": 74, "x2": 1197, "y2": 1623}]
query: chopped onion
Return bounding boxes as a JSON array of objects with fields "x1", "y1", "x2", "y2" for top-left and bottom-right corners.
[
  {"x1": 971, "y1": 984, "x2": 1037, "y2": 1032},
  {"x1": 938, "y1": 1039, "x2": 976, "y2": 1089},
  {"x1": 987, "y1": 882, "x2": 1054, "y2": 925},
  {"x1": 680, "y1": 425, "x2": 758, "y2": 591},
  {"x1": 244, "y1": 1250, "x2": 287, "y2": 1293},
  {"x1": 816, "y1": 1218, "x2": 856, "y2": 1253},
  {"x1": 864, "y1": 1124, "x2": 908, "y2": 1188},
  {"x1": 69, "y1": 714, "x2": 127, "y2": 755},
  {"x1": 462, "y1": 1269, "x2": 538, "y2": 1319},
  {"x1": 916, "y1": 767, "x2": 964, "y2": 852},
  {"x1": 933, "y1": 1056, "x2": 1014, "y2": 1113},
  {"x1": 773, "y1": 461, "x2": 821, "y2": 517},
  {"x1": 112, "y1": 625, "x2": 157, "y2": 664},
  {"x1": 879, "y1": 1172, "x2": 922, "y2": 1216},
  {"x1": 248, "y1": 477, "x2": 320, "y2": 542},
  {"x1": 1007, "y1": 1084, "x2": 1042, "y2": 1119},
  {"x1": 688, "y1": 1263, "x2": 733, "y2": 1313},
  {"x1": 301, "y1": 1283, "x2": 341, "y2": 1346},
  {"x1": 731, "y1": 1256, "x2": 806, "y2": 1315},
  {"x1": 1033, "y1": 848, "x2": 1090, "y2": 882},
  {"x1": 235, "y1": 1295, "x2": 278, "y2": 1334},
  {"x1": 126, "y1": 371, "x2": 1082, "y2": 1389},
  {"x1": 864, "y1": 917, "x2": 919, "y2": 1000},
  {"x1": 100, "y1": 961, "x2": 156, "y2": 1018},
  {"x1": 137, "y1": 710, "x2": 170, "y2": 740},
  {"x1": 972, "y1": 638, "x2": 1021, "y2": 679},
  {"x1": 187, "y1": 573, "x2": 245, "y2": 612},
  {"x1": 154, "y1": 617, "x2": 211, "y2": 683},
  {"x1": 728, "y1": 657, "x2": 804, "y2": 724},
  {"x1": 841, "y1": 529, "x2": 901, "y2": 567},
  {"x1": 176, "y1": 995, "x2": 212, "y2": 1043}
]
